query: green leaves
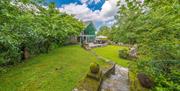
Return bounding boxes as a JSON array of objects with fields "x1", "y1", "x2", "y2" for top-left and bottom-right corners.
[
  {"x1": 111, "y1": 0, "x2": 180, "y2": 90},
  {"x1": 97, "y1": 26, "x2": 111, "y2": 37},
  {"x1": 113, "y1": 0, "x2": 179, "y2": 60},
  {"x1": 0, "y1": 1, "x2": 84, "y2": 65}
]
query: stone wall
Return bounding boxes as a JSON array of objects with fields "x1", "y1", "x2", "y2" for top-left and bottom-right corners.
[{"x1": 73, "y1": 62, "x2": 115, "y2": 91}]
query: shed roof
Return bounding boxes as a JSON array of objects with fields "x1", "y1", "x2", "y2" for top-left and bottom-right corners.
[
  {"x1": 96, "y1": 35, "x2": 107, "y2": 39},
  {"x1": 83, "y1": 22, "x2": 96, "y2": 35}
]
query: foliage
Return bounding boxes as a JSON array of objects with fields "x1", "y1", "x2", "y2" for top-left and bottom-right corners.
[
  {"x1": 112, "y1": 0, "x2": 179, "y2": 60},
  {"x1": 97, "y1": 26, "x2": 111, "y2": 38},
  {"x1": 137, "y1": 60, "x2": 180, "y2": 91},
  {"x1": 0, "y1": 0, "x2": 84, "y2": 65},
  {"x1": 119, "y1": 49, "x2": 129, "y2": 59},
  {"x1": 111, "y1": 0, "x2": 180, "y2": 90}
]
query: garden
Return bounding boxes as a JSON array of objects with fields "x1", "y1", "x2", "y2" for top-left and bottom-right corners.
[
  {"x1": 0, "y1": 44, "x2": 131, "y2": 91},
  {"x1": 0, "y1": 0, "x2": 179, "y2": 91}
]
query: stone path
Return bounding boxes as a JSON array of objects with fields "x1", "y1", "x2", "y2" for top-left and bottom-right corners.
[
  {"x1": 101, "y1": 65, "x2": 129, "y2": 91},
  {"x1": 89, "y1": 50, "x2": 130, "y2": 91}
]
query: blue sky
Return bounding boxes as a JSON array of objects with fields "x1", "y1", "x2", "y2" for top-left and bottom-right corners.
[
  {"x1": 46, "y1": 0, "x2": 105, "y2": 11},
  {"x1": 45, "y1": 0, "x2": 119, "y2": 29}
]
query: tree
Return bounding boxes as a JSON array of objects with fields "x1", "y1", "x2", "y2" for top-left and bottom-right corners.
[
  {"x1": 111, "y1": 0, "x2": 180, "y2": 90},
  {"x1": 0, "y1": 0, "x2": 84, "y2": 65},
  {"x1": 97, "y1": 26, "x2": 111, "y2": 38}
]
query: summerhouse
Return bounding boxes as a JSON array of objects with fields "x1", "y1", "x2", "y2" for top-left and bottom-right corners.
[{"x1": 80, "y1": 22, "x2": 96, "y2": 44}]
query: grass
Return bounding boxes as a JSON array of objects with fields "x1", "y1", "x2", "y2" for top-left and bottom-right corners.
[
  {"x1": 0, "y1": 45, "x2": 98, "y2": 91},
  {"x1": 0, "y1": 45, "x2": 132, "y2": 91},
  {"x1": 93, "y1": 45, "x2": 130, "y2": 67}
]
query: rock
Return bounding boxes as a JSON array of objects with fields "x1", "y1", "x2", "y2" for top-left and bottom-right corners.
[
  {"x1": 73, "y1": 88, "x2": 79, "y2": 91},
  {"x1": 87, "y1": 70, "x2": 102, "y2": 81},
  {"x1": 118, "y1": 42, "x2": 124, "y2": 46},
  {"x1": 129, "y1": 45, "x2": 137, "y2": 58},
  {"x1": 101, "y1": 65, "x2": 129, "y2": 91},
  {"x1": 23, "y1": 47, "x2": 30, "y2": 60},
  {"x1": 137, "y1": 73, "x2": 154, "y2": 89}
]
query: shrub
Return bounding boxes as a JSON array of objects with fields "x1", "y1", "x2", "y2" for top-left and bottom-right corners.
[
  {"x1": 0, "y1": 67, "x2": 7, "y2": 73},
  {"x1": 90, "y1": 62, "x2": 100, "y2": 74},
  {"x1": 0, "y1": 1, "x2": 84, "y2": 65},
  {"x1": 119, "y1": 49, "x2": 129, "y2": 59},
  {"x1": 137, "y1": 60, "x2": 180, "y2": 90}
]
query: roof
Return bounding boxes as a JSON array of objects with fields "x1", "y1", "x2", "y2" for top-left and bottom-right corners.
[
  {"x1": 96, "y1": 35, "x2": 107, "y2": 39},
  {"x1": 83, "y1": 22, "x2": 96, "y2": 35}
]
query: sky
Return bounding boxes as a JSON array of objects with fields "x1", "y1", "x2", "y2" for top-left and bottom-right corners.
[{"x1": 45, "y1": 0, "x2": 119, "y2": 29}]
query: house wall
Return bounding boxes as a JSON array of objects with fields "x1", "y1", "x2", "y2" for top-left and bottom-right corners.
[{"x1": 80, "y1": 22, "x2": 97, "y2": 44}]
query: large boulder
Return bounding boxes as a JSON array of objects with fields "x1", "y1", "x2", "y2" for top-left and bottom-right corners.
[{"x1": 137, "y1": 73, "x2": 154, "y2": 89}]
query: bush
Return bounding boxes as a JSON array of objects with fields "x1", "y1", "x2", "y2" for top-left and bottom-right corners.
[
  {"x1": 0, "y1": 67, "x2": 7, "y2": 73},
  {"x1": 90, "y1": 62, "x2": 100, "y2": 74},
  {"x1": 137, "y1": 60, "x2": 180, "y2": 90},
  {"x1": 119, "y1": 49, "x2": 129, "y2": 59},
  {"x1": 0, "y1": 1, "x2": 84, "y2": 65}
]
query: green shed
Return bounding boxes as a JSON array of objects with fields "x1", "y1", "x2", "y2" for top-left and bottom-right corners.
[{"x1": 80, "y1": 22, "x2": 96, "y2": 44}]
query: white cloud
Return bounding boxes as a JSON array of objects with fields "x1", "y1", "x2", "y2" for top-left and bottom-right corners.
[
  {"x1": 80, "y1": 0, "x2": 88, "y2": 4},
  {"x1": 59, "y1": 0, "x2": 118, "y2": 29},
  {"x1": 101, "y1": 0, "x2": 118, "y2": 17},
  {"x1": 80, "y1": 0, "x2": 101, "y2": 4},
  {"x1": 93, "y1": 0, "x2": 101, "y2": 4}
]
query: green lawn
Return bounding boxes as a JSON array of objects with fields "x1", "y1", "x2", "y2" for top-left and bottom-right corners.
[
  {"x1": 93, "y1": 45, "x2": 130, "y2": 67},
  {"x1": 0, "y1": 45, "x2": 130, "y2": 91},
  {"x1": 0, "y1": 45, "x2": 98, "y2": 91}
]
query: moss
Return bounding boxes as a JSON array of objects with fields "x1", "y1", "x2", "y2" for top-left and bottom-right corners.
[
  {"x1": 129, "y1": 61, "x2": 150, "y2": 91},
  {"x1": 129, "y1": 71, "x2": 150, "y2": 91},
  {"x1": 76, "y1": 77, "x2": 101, "y2": 91},
  {"x1": 75, "y1": 59, "x2": 115, "y2": 91},
  {"x1": 87, "y1": 70, "x2": 102, "y2": 81},
  {"x1": 90, "y1": 62, "x2": 100, "y2": 73}
]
